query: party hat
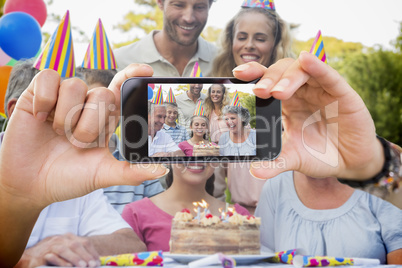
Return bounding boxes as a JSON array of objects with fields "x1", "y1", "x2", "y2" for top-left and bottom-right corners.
[
  {"x1": 190, "y1": 61, "x2": 203, "y2": 77},
  {"x1": 241, "y1": 0, "x2": 275, "y2": 11},
  {"x1": 151, "y1": 86, "x2": 164, "y2": 105},
  {"x1": 34, "y1": 10, "x2": 75, "y2": 77},
  {"x1": 165, "y1": 87, "x2": 176, "y2": 103},
  {"x1": 230, "y1": 91, "x2": 241, "y2": 107},
  {"x1": 81, "y1": 19, "x2": 117, "y2": 69},
  {"x1": 310, "y1": 30, "x2": 327, "y2": 64},
  {"x1": 193, "y1": 100, "x2": 205, "y2": 116}
]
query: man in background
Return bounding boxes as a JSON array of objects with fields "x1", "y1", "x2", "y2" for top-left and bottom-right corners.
[{"x1": 114, "y1": 0, "x2": 217, "y2": 76}]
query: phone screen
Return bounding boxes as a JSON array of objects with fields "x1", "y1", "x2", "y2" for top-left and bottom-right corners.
[{"x1": 121, "y1": 77, "x2": 281, "y2": 163}]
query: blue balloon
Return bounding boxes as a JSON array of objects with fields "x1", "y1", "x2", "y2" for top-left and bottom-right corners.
[
  {"x1": 148, "y1": 86, "x2": 154, "y2": 100},
  {"x1": 0, "y1": 12, "x2": 42, "y2": 60}
]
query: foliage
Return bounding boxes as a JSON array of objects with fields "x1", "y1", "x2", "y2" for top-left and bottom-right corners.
[
  {"x1": 0, "y1": 0, "x2": 5, "y2": 17},
  {"x1": 341, "y1": 48, "x2": 402, "y2": 145}
]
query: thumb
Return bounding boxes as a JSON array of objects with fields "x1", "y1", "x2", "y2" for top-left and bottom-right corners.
[{"x1": 249, "y1": 147, "x2": 297, "y2": 180}]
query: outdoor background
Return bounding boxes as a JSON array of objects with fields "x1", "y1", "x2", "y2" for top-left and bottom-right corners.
[{"x1": 1, "y1": 0, "x2": 401, "y2": 145}]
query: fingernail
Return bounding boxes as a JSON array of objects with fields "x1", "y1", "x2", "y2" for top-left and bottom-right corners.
[
  {"x1": 253, "y1": 78, "x2": 273, "y2": 90},
  {"x1": 232, "y1": 64, "x2": 250, "y2": 72},
  {"x1": 88, "y1": 260, "x2": 98, "y2": 267},
  {"x1": 155, "y1": 167, "x2": 170, "y2": 179},
  {"x1": 271, "y1": 78, "x2": 290, "y2": 93},
  {"x1": 78, "y1": 260, "x2": 87, "y2": 267},
  {"x1": 36, "y1": 112, "x2": 49, "y2": 122}
]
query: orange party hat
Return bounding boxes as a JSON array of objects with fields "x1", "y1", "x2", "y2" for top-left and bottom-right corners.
[
  {"x1": 310, "y1": 30, "x2": 327, "y2": 64},
  {"x1": 190, "y1": 61, "x2": 203, "y2": 77},
  {"x1": 151, "y1": 86, "x2": 164, "y2": 105},
  {"x1": 34, "y1": 10, "x2": 75, "y2": 77},
  {"x1": 230, "y1": 91, "x2": 241, "y2": 107},
  {"x1": 165, "y1": 87, "x2": 176, "y2": 103},
  {"x1": 81, "y1": 19, "x2": 117, "y2": 69},
  {"x1": 241, "y1": 0, "x2": 275, "y2": 10},
  {"x1": 193, "y1": 100, "x2": 205, "y2": 116}
]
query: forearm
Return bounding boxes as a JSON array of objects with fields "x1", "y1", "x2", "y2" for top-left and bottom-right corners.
[
  {"x1": 88, "y1": 228, "x2": 146, "y2": 256},
  {"x1": 0, "y1": 192, "x2": 42, "y2": 267}
]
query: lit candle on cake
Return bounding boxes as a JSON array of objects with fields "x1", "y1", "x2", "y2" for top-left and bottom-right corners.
[
  {"x1": 200, "y1": 199, "x2": 209, "y2": 216},
  {"x1": 193, "y1": 202, "x2": 201, "y2": 222}
]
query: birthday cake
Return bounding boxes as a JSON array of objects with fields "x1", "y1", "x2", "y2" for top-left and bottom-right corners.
[
  {"x1": 169, "y1": 209, "x2": 261, "y2": 255},
  {"x1": 192, "y1": 142, "x2": 220, "y2": 157}
]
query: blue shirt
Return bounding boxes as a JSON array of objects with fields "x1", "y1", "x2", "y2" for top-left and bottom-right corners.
[
  {"x1": 255, "y1": 172, "x2": 402, "y2": 264},
  {"x1": 161, "y1": 123, "x2": 190, "y2": 145},
  {"x1": 218, "y1": 129, "x2": 256, "y2": 156}
]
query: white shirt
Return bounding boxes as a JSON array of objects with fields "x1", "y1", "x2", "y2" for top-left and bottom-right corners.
[
  {"x1": 148, "y1": 130, "x2": 180, "y2": 156},
  {"x1": 27, "y1": 189, "x2": 131, "y2": 248}
]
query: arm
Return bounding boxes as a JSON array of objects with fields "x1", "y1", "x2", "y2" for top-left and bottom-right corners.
[
  {"x1": 14, "y1": 233, "x2": 100, "y2": 268},
  {"x1": 0, "y1": 65, "x2": 168, "y2": 267},
  {"x1": 233, "y1": 52, "x2": 386, "y2": 181},
  {"x1": 88, "y1": 228, "x2": 146, "y2": 255}
]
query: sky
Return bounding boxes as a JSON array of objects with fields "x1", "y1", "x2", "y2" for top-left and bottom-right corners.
[{"x1": 42, "y1": 0, "x2": 402, "y2": 63}]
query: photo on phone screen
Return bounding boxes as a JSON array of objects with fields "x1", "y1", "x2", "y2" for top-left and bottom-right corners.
[{"x1": 120, "y1": 77, "x2": 281, "y2": 163}]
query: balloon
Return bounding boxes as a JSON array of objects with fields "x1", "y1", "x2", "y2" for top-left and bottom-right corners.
[
  {"x1": 148, "y1": 86, "x2": 154, "y2": 100},
  {"x1": 0, "y1": 12, "x2": 42, "y2": 61},
  {"x1": 0, "y1": 47, "x2": 12, "y2": 66},
  {"x1": 0, "y1": 66, "x2": 13, "y2": 115},
  {"x1": 3, "y1": 0, "x2": 47, "y2": 27}
]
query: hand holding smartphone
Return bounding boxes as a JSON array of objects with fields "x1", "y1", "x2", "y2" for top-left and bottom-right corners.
[{"x1": 120, "y1": 77, "x2": 281, "y2": 163}]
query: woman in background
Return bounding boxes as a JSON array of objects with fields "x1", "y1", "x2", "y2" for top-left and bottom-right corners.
[
  {"x1": 210, "y1": 6, "x2": 293, "y2": 77},
  {"x1": 219, "y1": 105, "x2": 256, "y2": 156},
  {"x1": 178, "y1": 115, "x2": 217, "y2": 156},
  {"x1": 203, "y1": 84, "x2": 230, "y2": 144}
]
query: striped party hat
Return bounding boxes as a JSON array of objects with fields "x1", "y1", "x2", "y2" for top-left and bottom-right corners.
[
  {"x1": 230, "y1": 91, "x2": 241, "y2": 106},
  {"x1": 151, "y1": 86, "x2": 164, "y2": 105},
  {"x1": 310, "y1": 30, "x2": 327, "y2": 64},
  {"x1": 165, "y1": 87, "x2": 176, "y2": 103},
  {"x1": 81, "y1": 19, "x2": 117, "y2": 69},
  {"x1": 34, "y1": 10, "x2": 75, "y2": 77},
  {"x1": 193, "y1": 100, "x2": 205, "y2": 116},
  {"x1": 241, "y1": 0, "x2": 275, "y2": 10},
  {"x1": 190, "y1": 61, "x2": 202, "y2": 77}
]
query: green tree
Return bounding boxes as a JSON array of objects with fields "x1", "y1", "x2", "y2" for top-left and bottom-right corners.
[{"x1": 341, "y1": 48, "x2": 402, "y2": 145}]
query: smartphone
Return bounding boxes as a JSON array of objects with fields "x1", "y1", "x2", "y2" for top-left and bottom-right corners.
[{"x1": 120, "y1": 77, "x2": 281, "y2": 163}]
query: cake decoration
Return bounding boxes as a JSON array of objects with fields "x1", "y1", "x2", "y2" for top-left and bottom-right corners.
[
  {"x1": 190, "y1": 61, "x2": 202, "y2": 77},
  {"x1": 169, "y1": 200, "x2": 261, "y2": 255},
  {"x1": 165, "y1": 87, "x2": 176, "y2": 103},
  {"x1": 151, "y1": 86, "x2": 164, "y2": 105},
  {"x1": 310, "y1": 30, "x2": 327, "y2": 64},
  {"x1": 81, "y1": 18, "x2": 117, "y2": 70},
  {"x1": 34, "y1": 10, "x2": 75, "y2": 77},
  {"x1": 241, "y1": 0, "x2": 275, "y2": 11},
  {"x1": 193, "y1": 141, "x2": 220, "y2": 157}
]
